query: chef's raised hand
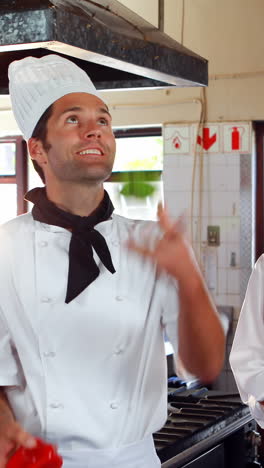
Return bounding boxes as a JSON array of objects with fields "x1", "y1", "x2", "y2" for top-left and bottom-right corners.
[
  {"x1": 127, "y1": 203, "x2": 198, "y2": 283},
  {"x1": 128, "y1": 203, "x2": 225, "y2": 383},
  {"x1": 0, "y1": 394, "x2": 36, "y2": 467}
]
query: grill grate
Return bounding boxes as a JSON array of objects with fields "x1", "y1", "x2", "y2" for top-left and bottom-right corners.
[{"x1": 155, "y1": 386, "x2": 252, "y2": 465}]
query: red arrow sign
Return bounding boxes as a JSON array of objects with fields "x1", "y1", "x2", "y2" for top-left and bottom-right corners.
[{"x1": 197, "y1": 128, "x2": 217, "y2": 150}]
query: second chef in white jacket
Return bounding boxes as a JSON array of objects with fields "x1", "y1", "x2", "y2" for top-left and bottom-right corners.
[{"x1": 230, "y1": 255, "x2": 264, "y2": 427}]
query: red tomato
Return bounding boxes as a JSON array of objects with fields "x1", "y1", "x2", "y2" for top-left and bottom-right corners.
[{"x1": 7, "y1": 438, "x2": 63, "y2": 467}]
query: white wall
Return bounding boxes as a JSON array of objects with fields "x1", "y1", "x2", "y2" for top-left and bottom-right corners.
[{"x1": 117, "y1": 0, "x2": 159, "y2": 28}]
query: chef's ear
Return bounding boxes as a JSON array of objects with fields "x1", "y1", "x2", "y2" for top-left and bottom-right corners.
[{"x1": 28, "y1": 138, "x2": 47, "y2": 165}]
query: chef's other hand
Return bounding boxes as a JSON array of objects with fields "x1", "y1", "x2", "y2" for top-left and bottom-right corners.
[
  {"x1": 0, "y1": 415, "x2": 36, "y2": 467},
  {"x1": 127, "y1": 203, "x2": 198, "y2": 282}
]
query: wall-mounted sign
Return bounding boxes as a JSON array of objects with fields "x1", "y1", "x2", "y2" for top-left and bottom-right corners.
[
  {"x1": 222, "y1": 123, "x2": 251, "y2": 153},
  {"x1": 197, "y1": 126, "x2": 219, "y2": 152},
  {"x1": 164, "y1": 122, "x2": 251, "y2": 155},
  {"x1": 164, "y1": 126, "x2": 191, "y2": 154}
]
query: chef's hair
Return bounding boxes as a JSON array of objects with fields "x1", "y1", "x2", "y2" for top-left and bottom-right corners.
[{"x1": 31, "y1": 104, "x2": 54, "y2": 183}]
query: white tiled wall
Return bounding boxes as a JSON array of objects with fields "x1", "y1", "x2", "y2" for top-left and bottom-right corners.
[{"x1": 163, "y1": 122, "x2": 253, "y2": 391}]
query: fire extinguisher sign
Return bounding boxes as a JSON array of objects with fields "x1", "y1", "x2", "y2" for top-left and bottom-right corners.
[{"x1": 223, "y1": 122, "x2": 251, "y2": 153}]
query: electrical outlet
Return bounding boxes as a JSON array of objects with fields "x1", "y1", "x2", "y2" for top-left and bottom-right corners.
[{"x1": 207, "y1": 225, "x2": 220, "y2": 246}]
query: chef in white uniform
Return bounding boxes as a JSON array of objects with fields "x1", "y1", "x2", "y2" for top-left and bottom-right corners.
[
  {"x1": 0, "y1": 55, "x2": 225, "y2": 468},
  {"x1": 230, "y1": 255, "x2": 264, "y2": 428}
]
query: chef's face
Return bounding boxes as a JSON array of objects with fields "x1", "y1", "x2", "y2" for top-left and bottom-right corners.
[{"x1": 30, "y1": 92, "x2": 116, "y2": 187}]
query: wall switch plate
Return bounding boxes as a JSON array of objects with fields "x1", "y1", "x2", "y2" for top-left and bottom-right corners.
[{"x1": 207, "y1": 225, "x2": 220, "y2": 246}]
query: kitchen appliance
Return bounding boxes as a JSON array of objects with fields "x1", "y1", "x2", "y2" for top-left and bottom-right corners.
[
  {"x1": 154, "y1": 379, "x2": 261, "y2": 468},
  {"x1": 0, "y1": 0, "x2": 208, "y2": 94}
]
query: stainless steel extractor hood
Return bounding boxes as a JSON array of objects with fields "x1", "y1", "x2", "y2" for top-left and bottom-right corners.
[{"x1": 0, "y1": 0, "x2": 208, "y2": 94}]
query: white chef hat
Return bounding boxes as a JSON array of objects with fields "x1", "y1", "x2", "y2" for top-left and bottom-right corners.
[{"x1": 8, "y1": 54, "x2": 102, "y2": 140}]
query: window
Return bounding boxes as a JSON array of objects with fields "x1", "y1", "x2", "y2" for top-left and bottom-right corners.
[
  {"x1": 105, "y1": 127, "x2": 163, "y2": 220},
  {"x1": 0, "y1": 137, "x2": 27, "y2": 223}
]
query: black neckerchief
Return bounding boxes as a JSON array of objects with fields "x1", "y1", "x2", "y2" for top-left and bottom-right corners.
[{"x1": 25, "y1": 187, "x2": 116, "y2": 303}]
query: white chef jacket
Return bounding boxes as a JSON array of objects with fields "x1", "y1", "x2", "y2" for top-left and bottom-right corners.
[
  {"x1": 230, "y1": 254, "x2": 264, "y2": 427},
  {"x1": 0, "y1": 212, "x2": 179, "y2": 464}
]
